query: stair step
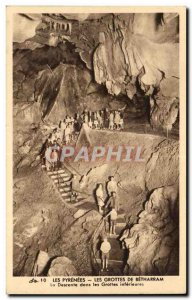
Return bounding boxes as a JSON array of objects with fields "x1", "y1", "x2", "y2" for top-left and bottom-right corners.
[
  {"x1": 59, "y1": 182, "x2": 71, "y2": 187},
  {"x1": 48, "y1": 170, "x2": 65, "y2": 175},
  {"x1": 60, "y1": 173, "x2": 71, "y2": 179},
  {"x1": 61, "y1": 192, "x2": 71, "y2": 197},
  {"x1": 50, "y1": 175, "x2": 61, "y2": 179},
  {"x1": 54, "y1": 178, "x2": 71, "y2": 183},
  {"x1": 61, "y1": 198, "x2": 71, "y2": 204},
  {"x1": 50, "y1": 173, "x2": 69, "y2": 179},
  {"x1": 59, "y1": 187, "x2": 71, "y2": 192}
]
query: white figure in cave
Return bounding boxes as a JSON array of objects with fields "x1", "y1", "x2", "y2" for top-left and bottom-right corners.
[
  {"x1": 88, "y1": 116, "x2": 93, "y2": 129},
  {"x1": 84, "y1": 113, "x2": 89, "y2": 125},
  {"x1": 96, "y1": 111, "x2": 103, "y2": 129},
  {"x1": 104, "y1": 207, "x2": 118, "y2": 235},
  {"x1": 88, "y1": 110, "x2": 92, "y2": 120},
  {"x1": 100, "y1": 236, "x2": 111, "y2": 272},
  {"x1": 107, "y1": 176, "x2": 118, "y2": 196},
  {"x1": 45, "y1": 146, "x2": 52, "y2": 171},
  {"x1": 119, "y1": 115, "x2": 124, "y2": 130},
  {"x1": 50, "y1": 149, "x2": 58, "y2": 171},
  {"x1": 64, "y1": 124, "x2": 71, "y2": 144},
  {"x1": 114, "y1": 111, "x2": 121, "y2": 130},
  {"x1": 93, "y1": 113, "x2": 99, "y2": 129},
  {"x1": 60, "y1": 119, "x2": 67, "y2": 131},
  {"x1": 96, "y1": 183, "x2": 105, "y2": 215},
  {"x1": 109, "y1": 111, "x2": 114, "y2": 130}
]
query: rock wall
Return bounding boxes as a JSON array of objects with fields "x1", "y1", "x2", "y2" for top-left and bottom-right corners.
[
  {"x1": 123, "y1": 185, "x2": 179, "y2": 275},
  {"x1": 92, "y1": 14, "x2": 179, "y2": 129}
]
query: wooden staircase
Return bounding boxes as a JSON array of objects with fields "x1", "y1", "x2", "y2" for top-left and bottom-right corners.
[{"x1": 46, "y1": 168, "x2": 96, "y2": 210}]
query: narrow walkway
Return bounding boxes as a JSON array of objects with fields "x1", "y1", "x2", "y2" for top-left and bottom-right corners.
[{"x1": 94, "y1": 214, "x2": 127, "y2": 276}]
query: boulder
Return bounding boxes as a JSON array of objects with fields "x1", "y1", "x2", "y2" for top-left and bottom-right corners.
[
  {"x1": 48, "y1": 256, "x2": 77, "y2": 276},
  {"x1": 150, "y1": 94, "x2": 179, "y2": 131}
]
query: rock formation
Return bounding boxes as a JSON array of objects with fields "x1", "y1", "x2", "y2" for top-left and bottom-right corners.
[
  {"x1": 13, "y1": 13, "x2": 179, "y2": 130},
  {"x1": 48, "y1": 257, "x2": 77, "y2": 276},
  {"x1": 123, "y1": 185, "x2": 179, "y2": 275},
  {"x1": 92, "y1": 14, "x2": 179, "y2": 129}
]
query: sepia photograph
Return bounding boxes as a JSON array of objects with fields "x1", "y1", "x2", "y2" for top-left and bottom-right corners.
[{"x1": 6, "y1": 6, "x2": 187, "y2": 294}]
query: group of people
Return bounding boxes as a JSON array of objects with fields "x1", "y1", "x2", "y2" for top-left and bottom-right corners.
[
  {"x1": 43, "y1": 138, "x2": 63, "y2": 171},
  {"x1": 96, "y1": 176, "x2": 119, "y2": 235},
  {"x1": 42, "y1": 108, "x2": 125, "y2": 170},
  {"x1": 48, "y1": 115, "x2": 80, "y2": 146},
  {"x1": 57, "y1": 108, "x2": 125, "y2": 144},
  {"x1": 80, "y1": 108, "x2": 124, "y2": 131},
  {"x1": 49, "y1": 108, "x2": 125, "y2": 146},
  {"x1": 95, "y1": 176, "x2": 124, "y2": 272},
  {"x1": 42, "y1": 115, "x2": 79, "y2": 170}
]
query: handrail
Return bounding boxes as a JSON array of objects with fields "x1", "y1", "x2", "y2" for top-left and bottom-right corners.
[{"x1": 90, "y1": 217, "x2": 106, "y2": 275}]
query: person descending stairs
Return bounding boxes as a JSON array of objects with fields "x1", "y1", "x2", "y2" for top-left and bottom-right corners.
[{"x1": 93, "y1": 213, "x2": 128, "y2": 276}]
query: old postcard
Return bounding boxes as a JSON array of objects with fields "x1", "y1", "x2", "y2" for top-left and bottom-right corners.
[{"x1": 6, "y1": 6, "x2": 187, "y2": 295}]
